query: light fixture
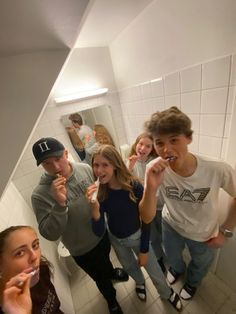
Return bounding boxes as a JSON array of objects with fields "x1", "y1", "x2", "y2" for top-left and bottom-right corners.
[{"x1": 54, "y1": 87, "x2": 108, "y2": 104}]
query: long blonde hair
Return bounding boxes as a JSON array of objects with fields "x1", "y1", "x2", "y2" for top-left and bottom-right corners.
[
  {"x1": 92, "y1": 145, "x2": 137, "y2": 202},
  {"x1": 94, "y1": 124, "x2": 115, "y2": 146}
]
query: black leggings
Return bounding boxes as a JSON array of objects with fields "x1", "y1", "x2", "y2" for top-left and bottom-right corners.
[{"x1": 72, "y1": 232, "x2": 116, "y2": 305}]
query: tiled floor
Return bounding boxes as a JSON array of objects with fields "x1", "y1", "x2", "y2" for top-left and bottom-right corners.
[{"x1": 69, "y1": 249, "x2": 236, "y2": 314}]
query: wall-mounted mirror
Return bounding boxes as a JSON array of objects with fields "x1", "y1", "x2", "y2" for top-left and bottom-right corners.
[{"x1": 61, "y1": 104, "x2": 119, "y2": 164}]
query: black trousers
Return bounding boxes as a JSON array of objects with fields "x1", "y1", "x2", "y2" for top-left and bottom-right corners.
[{"x1": 72, "y1": 232, "x2": 116, "y2": 305}]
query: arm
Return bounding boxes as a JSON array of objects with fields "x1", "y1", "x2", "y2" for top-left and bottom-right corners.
[
  {"x1": 127, "y1": 155, "x2": 139, "y2": 172},
  {"x1": 207, "y1": 197, "x2": 236, "y2": 248},
  {"x1": 31, "y1": 176, "x2": 69, "y2": 241},
  {"x1": 138, "y1": 221, "x2": 151, "y2": 266},
  {"x1": 139, "y1": 157, "x2": 168, "y2": 223}
]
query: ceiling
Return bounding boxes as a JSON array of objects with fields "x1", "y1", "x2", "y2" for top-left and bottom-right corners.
[
  {"x1": 0, "y1": 0, "x2": 89, "y2": 57},
  {"x1": 0, "y1": 0, "x2": 154, "y2": 57},
  {"x1": 75, "y1": 0, "x2": 153, "y2": 47}
]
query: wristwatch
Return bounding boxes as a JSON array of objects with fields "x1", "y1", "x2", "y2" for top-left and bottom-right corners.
[{"x1": 220, "y1": 226, "x2": 234, "y2": 238}]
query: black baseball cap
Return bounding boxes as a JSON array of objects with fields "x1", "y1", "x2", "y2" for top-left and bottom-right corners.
[{"x1": 32, "y1": 137, "x2": 65, "y2": 166}]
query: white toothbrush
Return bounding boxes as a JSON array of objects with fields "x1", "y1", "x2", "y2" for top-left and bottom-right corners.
[
  {"x1": 91, "y1": 178, "x2": 100, "y2": 203},
  {"x1": 17, "y1": 269, "x2": 37, "y2": 287}
]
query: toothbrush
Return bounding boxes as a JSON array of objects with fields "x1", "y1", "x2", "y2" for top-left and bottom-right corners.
[
  {"x1": 166, "y1": 156, "x2": 176, "y2": 161},
  {"x1": 91, "y1": 178, "x2": 100, "y2": 203},
  {"x1": 17, "y1": 269, "x2": 37, "y2": 287}
]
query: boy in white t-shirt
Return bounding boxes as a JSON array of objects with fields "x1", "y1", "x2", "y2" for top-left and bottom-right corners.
[{"x1": 140, "y1": 106, "x2": 236, "y2": 300}]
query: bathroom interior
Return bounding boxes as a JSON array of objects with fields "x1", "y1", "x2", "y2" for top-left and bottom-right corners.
[{"x1": 1, "y1": 0, "x2": 236, "y2": 313}]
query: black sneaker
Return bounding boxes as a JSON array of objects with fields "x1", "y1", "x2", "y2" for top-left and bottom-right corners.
[
  {"x1": 158, "y1": 257, "x2": 166, "y2": 274},
  {"x1": 111, "y1": 268, "x2": 129, "y2": 282},
  {"x1": 180, "y1": 283, "x2": 197, "y2": 300},
  {"x1": 108, "y1": 300, "x2": 123, "y2": 314},
  {"x1": 168, "y1": 288, "x2": 182, "y2": 312},
  {"x1": 167, "y1": 267, "x2": 181, "y2": 284}
]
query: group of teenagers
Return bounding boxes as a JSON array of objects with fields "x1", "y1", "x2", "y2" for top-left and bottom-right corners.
[{"x1": 0, "y1": 106, "x2": 236, "y2": 314}]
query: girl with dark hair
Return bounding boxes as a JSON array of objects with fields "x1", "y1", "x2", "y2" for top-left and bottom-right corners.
[{"x1": 0, "y1": 226, "x2": 63, "y2": 314}]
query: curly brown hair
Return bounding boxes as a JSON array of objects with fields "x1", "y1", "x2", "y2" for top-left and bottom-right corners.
[{"x1": 145, "y1": 106, "x2": 193, "y2": 137}]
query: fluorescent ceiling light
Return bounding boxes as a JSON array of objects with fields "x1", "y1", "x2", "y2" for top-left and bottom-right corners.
[{"x1": 54, "y1": 88, "x2": 108, "y2": 104}]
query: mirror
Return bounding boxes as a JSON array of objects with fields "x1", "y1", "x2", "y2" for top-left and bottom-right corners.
[{"x1": 61, "y1": 104, "x2": 119, "y2": 164}]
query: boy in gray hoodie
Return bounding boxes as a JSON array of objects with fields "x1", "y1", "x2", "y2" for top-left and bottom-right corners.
[{"x1": 31, "y1": 137, "x2": 128, "y2": 314}]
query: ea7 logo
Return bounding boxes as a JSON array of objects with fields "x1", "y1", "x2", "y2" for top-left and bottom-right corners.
[{"x1": 165, "y1": 186, "x2": 210, "y2": 202}]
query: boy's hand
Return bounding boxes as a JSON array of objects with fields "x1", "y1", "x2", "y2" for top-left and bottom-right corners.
[
  {"x1": 51, "y1": 175, "x2": 67, "y2": 207},
  {"x1": 205, "y1": 232, "x2": 225, "y2": 248},
  {"x1": 145, "y1": 157, "x2": 169, "y2": 192}
]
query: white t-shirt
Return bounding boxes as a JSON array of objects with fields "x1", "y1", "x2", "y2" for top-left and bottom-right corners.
[
  {"x1": 149, "y1": 155, "x2": 236, "y2": 242},
  {"x1": 77, "y1": 125, "x2": 95, "y2": 149}
]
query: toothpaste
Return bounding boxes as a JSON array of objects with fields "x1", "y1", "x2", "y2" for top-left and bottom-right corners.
[{"x1": 91, "y1": 178, "x2": 100, "y2": 203}]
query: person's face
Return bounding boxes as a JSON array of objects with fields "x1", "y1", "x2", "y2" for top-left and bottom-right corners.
[
  {"x1": 136, "y1": 137, "x2": 153, "y2": 161},
  {"x1": 153, "y1": 133, "x2": 192, "y2": 167},
  {"x1": 0, "y1": 228, "x2": 41, "y2": 286},
  {"x1": 93, "y1": 154, "x2": 116, "y2": 186},
  {"x1": 41, "y1": 150, "x2": 71, "y2": 178}
]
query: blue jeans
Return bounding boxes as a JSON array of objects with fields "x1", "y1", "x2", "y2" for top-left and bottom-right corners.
[
  {"x1": 162, "y1": 220, "x2": 215, "y2": 288},
  {"x1": 109, "y1": 229, "x2": 171, "y2": 299}
]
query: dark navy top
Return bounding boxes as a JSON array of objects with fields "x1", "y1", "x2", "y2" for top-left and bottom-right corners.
[{"x1": 92, "y1": 181, "x2": 150, "y2": 253}]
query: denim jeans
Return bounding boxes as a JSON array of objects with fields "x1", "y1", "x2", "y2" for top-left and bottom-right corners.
[
  {"x1": 109, "y1": 229, "x2": 171, "y2": 299},
  {"x1": 162, "y1": 220, "x2": 215, "y2": 288}
]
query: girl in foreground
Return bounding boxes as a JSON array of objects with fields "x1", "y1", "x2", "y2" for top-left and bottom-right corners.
[
  {"x1": 0, "y1": 226, "x2": 63, "y2": 314},
  {"x1": 87, "y1": 145, "x2": 182, "y2": 311}
]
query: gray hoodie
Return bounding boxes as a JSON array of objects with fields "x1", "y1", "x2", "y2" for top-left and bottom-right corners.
[{"x1": 31, "y1": 162, "x2": 103, "y2": 256}]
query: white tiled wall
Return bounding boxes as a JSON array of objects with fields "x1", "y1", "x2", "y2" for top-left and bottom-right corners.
[
  {"x1": 119, "y1": 54, "x2": 236, "y2": 161},
  {"x1": 0, "y1": 182, "x2": 75, "y2": 313}
]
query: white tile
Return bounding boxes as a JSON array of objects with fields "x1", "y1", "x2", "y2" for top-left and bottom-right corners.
[
  {"x1": 184, "y1": 294, "x2": 214, "y2": 314},
  {"x1": 140, "y1": 82, "x2": 152, "y2": 99},
  {"x1": 151, "y1": 79, "x2": 164, "y2": 97},
  {"x1": 165, "y1": 94, "x2": 180, "y2": 109},
  {"x1": 152, "y1": 97, "x2": 165, "y2": 112},
  {"x1": 201, "y1": 88, "x2": 228, "y2": 114},
  {"x1": 200, "y1": 114, "x2": 225, "y2": 137},
  {"x1": 131, "y1": 85, "x2": 142, "y2": 102},
  {"x1": 188, "y1": 114, "x2": 200, "y2": 134},
  {"x1": 227, "y1": 86, "x2": 236, "y2": 114},
  {"x1": 181, "y1": 92, "x2": 201, "y2": 114},
  {"x1": 189, "y1": 134, "x2": 199, "y2": 153},
  {"x1": 230, "y1": 54, "x2": 236, "y2": 86},
  {"x1": 19, "y1": 158, "x2": 37, "y2": 175},
  {"x1": 202, "y1": 56, "x2": 231, "y2": 89},
  {"x1": 198, "y1": 275, "x2": 228, "y2": 312},
  {"x1": 221, "y1": 138, "x2": 229, "y2": 160},
  {"x1": 224, "y1": 114, "x2": 232, "y2": 138},
  {"x1": 199, "y1": 135, "x2": 222, "y2": 159},
  {"x1": 181, "y1": 65, "x2": 201, "y2": 92},
  {"x1": 141, "y1": 99, "x2": 155, "y2": 116},
  {"x1": 164, "y1": 72, "x2": 180, "y2": 95}
]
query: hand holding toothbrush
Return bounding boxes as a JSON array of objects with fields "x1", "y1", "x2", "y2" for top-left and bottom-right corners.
[
  {"x1": 86, "y1": 178, "x2": 101, "y2": 220},
  {"x1": 2, "y1": 271, "x2": 33, "y2": 314}
]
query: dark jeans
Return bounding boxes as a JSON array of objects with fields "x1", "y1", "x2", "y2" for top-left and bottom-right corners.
[{"x1": 72, "y1": 232, "x2": 116, "y2": 305}]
